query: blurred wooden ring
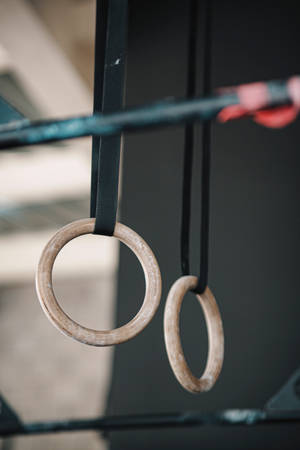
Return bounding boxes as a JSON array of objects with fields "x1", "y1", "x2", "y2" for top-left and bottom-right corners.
[
  {"x1": 36, "y1": 218, "x2": 162, "y2": 346},
  {"x1": 164, "y1": 275, "x2": 224, "y2": 393}
]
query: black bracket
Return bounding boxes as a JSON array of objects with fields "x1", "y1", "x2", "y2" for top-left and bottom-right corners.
[
  {"x1": 0, "y1": 394, "x2": 23, "y2": 436},
  {"x1": 265, "y1": 367, "x2": 300, "y2": 411},
  {"x1": 0, "y1": 96, "x2": 25, "y2": 126}
]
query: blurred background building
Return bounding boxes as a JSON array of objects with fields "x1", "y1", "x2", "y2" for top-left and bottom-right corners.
[{"x1": 0, "y1": 1, "x2": 116, "y2": 449}]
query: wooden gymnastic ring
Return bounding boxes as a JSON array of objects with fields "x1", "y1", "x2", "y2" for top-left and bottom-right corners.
[
  {"x1": 164, "y1": 276, "x2": 224, "y2": 393},
  {"x1": 36, "y1": 218, "x2": 162, "y2": 346}
]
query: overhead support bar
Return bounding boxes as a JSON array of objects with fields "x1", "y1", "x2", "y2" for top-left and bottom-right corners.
[
  {"x1": 1, "y1": 408, "x2": 300, "y2": 437},
  {"x1": 0, "y1": 77, "x2": 297, "y2": 150}
]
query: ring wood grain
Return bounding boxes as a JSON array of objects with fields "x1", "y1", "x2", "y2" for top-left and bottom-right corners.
[
  {"x1": 36, "y1": 218, "x2": 162, "y2": 346},
  {"x1": 164, "y1": 276, "x2": 224, "y2": 393}
]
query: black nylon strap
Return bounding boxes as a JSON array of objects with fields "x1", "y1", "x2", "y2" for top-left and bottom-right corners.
[
  {"x1": 90, "y1": 0, "x2": 108, "y2": 221},
  {"x1": 180, "y1": 0, "x2": 198, "y2": 276},
  {"x1": 180, "y1": 0, "x2": 212, "y2": 294},
  {"x1": 90, "y1": 0, "x2": 127, "y2": 235},
  {"x1": 195, "y1": 0, "x2": 212, "y2": 294}
]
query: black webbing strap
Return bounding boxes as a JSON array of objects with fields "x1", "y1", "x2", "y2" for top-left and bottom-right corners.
[
  {"x1": 180, "y1": 0, "x2": 212, "y2": 294},
  {"x1": 90, "y1": 0, "x2": 128, "y2": 235},
  {"x1": 180, "y1": 0, "x2": 198, "y2": 276}
]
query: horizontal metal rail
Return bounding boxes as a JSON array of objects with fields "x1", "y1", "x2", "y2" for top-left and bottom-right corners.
[
  {"x1": 0, "y1": 78, "x2": 294, "y2": 150},
  {"x1": 1, "y1": 409, "x2": 300, "y2": 437}
]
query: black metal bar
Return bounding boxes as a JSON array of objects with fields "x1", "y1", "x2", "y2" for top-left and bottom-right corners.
[
  {"x1": 0, "y1": 78, "x2": 293, "y2": 150},
  {"x1": 1, "y1": 409, "x2": 300, "y2": 437}
]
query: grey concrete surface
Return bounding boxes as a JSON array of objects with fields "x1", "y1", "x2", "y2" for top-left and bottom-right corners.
[{"x1": 0, "y1": 275, "x2": 116, "y2": 450}]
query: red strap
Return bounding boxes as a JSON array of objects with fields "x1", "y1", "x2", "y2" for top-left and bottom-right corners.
[
  {"x1": 218, "y1": 105, "x2": 248, "y2": 122},
  {"x1": 253, "y1": 106, "x2": 298, "y2": 128},
  {"x1": 217, "y1": 76, "x2": 300, "y2": 128}
]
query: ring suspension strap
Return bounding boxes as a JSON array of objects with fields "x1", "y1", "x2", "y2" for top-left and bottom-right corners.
[
  {"x1": 180, "y1": 0, "x2": 198, "y2": 276},
  {"x1": 180, "y1": 0, "x2": 212, "y2": 294},
  {"x1": 90, "y1": 0, "x2": 128, "y2": 235},
  {"x1": 196, "y1": 0, "x2": 212, "y2": 293}
]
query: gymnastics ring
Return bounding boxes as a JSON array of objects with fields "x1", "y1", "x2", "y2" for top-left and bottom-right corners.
[
  {"x1": 36, "y1": 218, "x2": 162, "y2": 346},
  {"x1": 164, "y1": 276, "x2": 224, "y2": 393}
]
